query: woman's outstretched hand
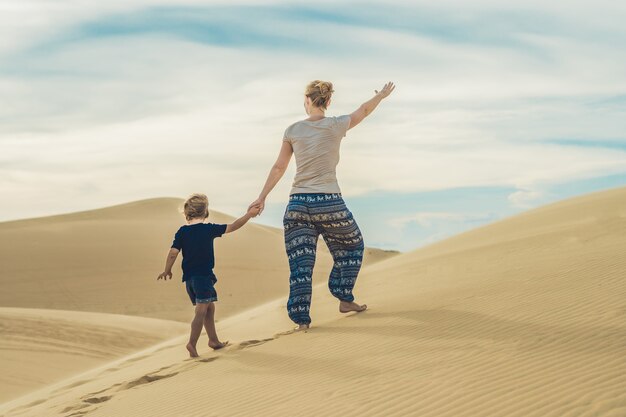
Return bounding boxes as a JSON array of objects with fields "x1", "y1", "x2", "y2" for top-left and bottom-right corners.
[
  {"x1": 348, "y1": 81, "x2": 396, "y2": 130},
  {"x1": 375, "y1": 81, "x2": 395, "y2": 99},
  {"x1": 248, "y1": 197, "x2": 266, "y2": 216}
]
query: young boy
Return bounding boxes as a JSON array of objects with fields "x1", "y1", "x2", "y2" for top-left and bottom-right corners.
[{"x1": 157, "y1": 193, "x2": 260, "y2": 357}]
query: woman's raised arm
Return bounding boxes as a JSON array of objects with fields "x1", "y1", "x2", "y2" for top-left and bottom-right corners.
[
  {"x1": 248, "y1": 140, "x2": 293, "y2": 215},
  {"x1": 348, "y1": 81, "x2": 395, "y2": 130}
]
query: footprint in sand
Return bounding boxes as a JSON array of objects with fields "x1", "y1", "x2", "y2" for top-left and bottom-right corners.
[
  {"x1": 121, "y1": 372, "x2": 179, "y2": 390},
  {"x1": 236, "y1": 338, "x2": 274, "y2": 350},
  {"x1": 65, "y1": 371, "x2": 180, "y2": 415},
  {"x1": 274, "y1": 326, "x2": 312, "y2": 337},
  {"x1": 274, "y1": 329, "x2": 297, "y2": 337},
  {"x1": 61, "y1": 394, "x2": 112, "y2": 416},
  {"x1": 197, "y1": 357, "x2": 218, "y2": 363},
  {"x1": 61, "y1": 402, "x2": 90, "y2": 414},
  {"x1": 82, "y1": 396, "x2": 112, "y2": 404},
  {"x1": 58, "y1": 334, "x2": 291, "y2": 415}
]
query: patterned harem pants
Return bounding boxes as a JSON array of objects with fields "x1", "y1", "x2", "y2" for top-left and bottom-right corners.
[{"x1": 283, "y1": 193, "x2": 365, "y2": 325}]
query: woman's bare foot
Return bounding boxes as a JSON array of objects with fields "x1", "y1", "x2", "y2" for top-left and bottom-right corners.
[
  {"x1": 295, "y1": 324, "x2": 310, "y2": 331},
  {"x1": 339, "y1": 301, "x2": 368, "y2": 313},
  {"x1": 186, "y1": 342, "x2": 199, "y2": 358},
  {"x1": 209, "y1": 340, "x2": 229, "y2": 350}
]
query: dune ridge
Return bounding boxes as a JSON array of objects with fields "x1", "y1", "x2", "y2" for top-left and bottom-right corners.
[{"x1": 1, "y1": 187, "x2": 625, "y2": 416}]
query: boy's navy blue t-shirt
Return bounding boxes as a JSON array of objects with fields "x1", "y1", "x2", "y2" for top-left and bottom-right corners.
[{"x1": 171, "y1": 223, "x2": 227, "y2": 281}]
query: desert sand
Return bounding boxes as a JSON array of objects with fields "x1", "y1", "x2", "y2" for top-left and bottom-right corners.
[
  {"x1": 0, "y1": 308, "x2": 187, "y2": 403},
  {"x1": 0, "y1": 198, "x2": 396, "y2": 403},
  {"x1": 1, "y1": 187, "x2": 625, "y2": 416}
]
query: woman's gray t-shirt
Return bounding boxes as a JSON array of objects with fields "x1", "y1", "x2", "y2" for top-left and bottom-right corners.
[{"x1": 283, "y1": 115, "x2": 351, "y2": 195}]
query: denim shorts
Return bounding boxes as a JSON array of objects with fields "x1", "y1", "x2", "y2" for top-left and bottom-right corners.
[{"x1": 185, "y1": 275, "x2": 218, "y2": 305}]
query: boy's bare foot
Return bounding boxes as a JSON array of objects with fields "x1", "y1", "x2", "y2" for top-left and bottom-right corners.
[
  {"x1": 186, "y1": 343, "x2": 199, "y2": 358},
  {"x1": 339, "y1": 301, "x2": 368, "y2": 313},
  {"x1": 296, "y1": 324, "x2": 310, "y2": 331},
  {"x1": 209, "y1": 340, "x2": 229, "y2": 350}
]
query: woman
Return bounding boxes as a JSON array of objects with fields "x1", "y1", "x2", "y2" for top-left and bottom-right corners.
[{"x1": 249, "y1": 80, "x2": 395, "y2": 329}]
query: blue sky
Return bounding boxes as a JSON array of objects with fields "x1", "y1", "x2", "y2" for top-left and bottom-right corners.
[{"x1": 0, "y1": 0, "x2": 625, "y2": 251}]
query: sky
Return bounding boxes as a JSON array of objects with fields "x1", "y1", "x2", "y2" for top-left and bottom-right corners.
[{"x1": 1, "y1": 0, "x2": 625, "y2": 251}]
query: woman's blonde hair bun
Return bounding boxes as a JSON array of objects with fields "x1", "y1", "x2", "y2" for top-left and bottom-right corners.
[{"x1": 305, "y1": 80, "x2": 334, "y2": 110}]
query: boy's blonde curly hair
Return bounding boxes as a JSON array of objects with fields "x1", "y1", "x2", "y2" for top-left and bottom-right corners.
[{"x1": 183, "y1": 193, "x2": 209, "y2": 221}]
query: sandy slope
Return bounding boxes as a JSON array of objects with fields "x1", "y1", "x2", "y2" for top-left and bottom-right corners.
[
  {"x1": 2, "y1": 186, "x2": 624, "y2": 417},
  {"x1": 0, "y1": 308, "x2": 186, "y2": 403},
  {"x1": 0, "y1": 198, "x2": 396, "y2": 323},
  {"x1": 0, "y1": 198, "x2": 396, "y2": 405}
]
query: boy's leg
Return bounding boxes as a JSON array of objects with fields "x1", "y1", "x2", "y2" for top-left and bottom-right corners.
[
  {"x1": 203, "y1": 303, "x2": 228, "y2": 350},
  {"x1": 187, "y1": 302, "x2": 209, "y2": 358},
  {"x1": 284, "y1": 202, "x2": 319, "y2": 327},
  {"x1": 317, "y1": 199, "x2": 366, "y2": 312}
]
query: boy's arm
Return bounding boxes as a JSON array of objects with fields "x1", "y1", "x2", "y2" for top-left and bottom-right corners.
[
  {"x1": 157, "y1": 248, "x2": 180, "y2": 280},
  {"x1": 225, "y1": 206, "x2": 261, "y2": 234}
]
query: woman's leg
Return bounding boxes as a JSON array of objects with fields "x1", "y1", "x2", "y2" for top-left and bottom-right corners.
[
  {"x1": 316, "y1": 198, "x2": 365, "y2": 308},
  {"x1": 284, "y1": 201, "x2": 319, "y2": 326}
]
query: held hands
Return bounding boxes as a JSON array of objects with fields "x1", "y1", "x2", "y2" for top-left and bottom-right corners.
[
  {"x1": 247, "y1": 204, "x2": 262, "y2": 218},
  {"x1": 157, "y1": 271, "x2": 172, "y2": 281},
  {"x1": 375, "y1": 81, "x2": 395, "y2": 99},
  {"x1": 248, "y1": 197, "x2": 266, "y2": 216}
]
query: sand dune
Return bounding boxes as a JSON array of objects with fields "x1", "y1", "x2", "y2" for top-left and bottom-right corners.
[
  {"x1": 0, "y1": 308, "x2": 186, "y2": 403},
  {"x1": 0, "y1": 198, "x2": 396, "y2": 405},
  {"x1": 1, "y1": 187, "x2": 624, "y2": 416},
  {"x1": 0, "y1": 198, "x2": 397, "y2": 324}
]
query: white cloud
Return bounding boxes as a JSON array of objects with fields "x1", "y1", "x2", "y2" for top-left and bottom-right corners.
[{"x1": 508, "y1": 189, "x2": 543, "y2": 208}]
